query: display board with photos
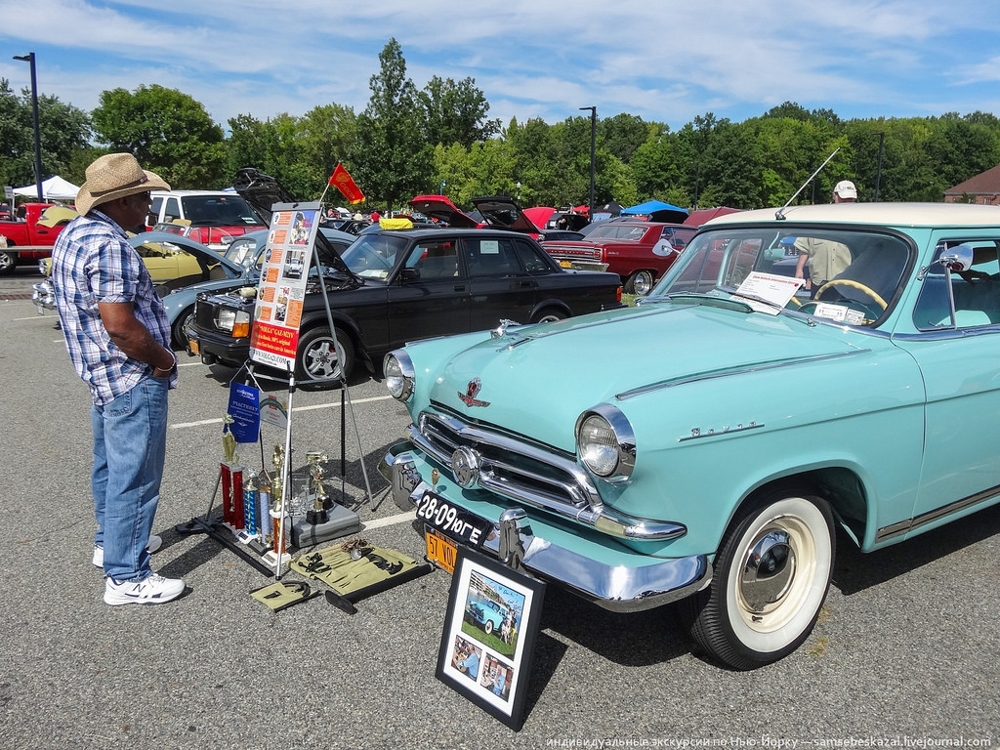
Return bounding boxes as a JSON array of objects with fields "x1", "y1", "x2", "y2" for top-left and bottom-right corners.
[
  {"x1": 249, "y1": 204, "x2": 321, "y2": 372},
  {"x1": 436, "y1": 547, "x2": 546, "y2": 731}
]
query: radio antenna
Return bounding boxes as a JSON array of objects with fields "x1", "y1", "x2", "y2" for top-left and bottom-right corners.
[{"x1": 775, "y1": 147, "x2": 840, "y2": 220}]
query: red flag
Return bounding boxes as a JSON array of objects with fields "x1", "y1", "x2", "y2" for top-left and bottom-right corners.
[{"x1": 328, "y1": 163, "x2": 365, "y2": 204}]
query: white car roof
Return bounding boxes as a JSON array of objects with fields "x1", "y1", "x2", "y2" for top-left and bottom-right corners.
[{"x1": 704, "y1": 202, "x2": 1000, "y2": 228}]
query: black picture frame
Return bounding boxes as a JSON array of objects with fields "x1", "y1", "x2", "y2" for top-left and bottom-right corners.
[{"x1": 435, "y1": 546, "x2": 546, "y2": 731}]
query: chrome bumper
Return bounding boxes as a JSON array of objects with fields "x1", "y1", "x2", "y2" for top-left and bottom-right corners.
[
  {"x1": 31, "y1": 280, "x2": 55, "y2": 312},
  {"x1": 380, "y1": 442, "x2": 712, "y2": 613}
]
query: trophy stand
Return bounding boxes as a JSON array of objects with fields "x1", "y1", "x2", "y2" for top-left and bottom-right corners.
[{"x1": 176, "y1": 200, "x2": 371, "y2": 581}]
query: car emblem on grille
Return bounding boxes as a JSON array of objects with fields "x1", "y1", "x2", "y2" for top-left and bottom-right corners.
[
  {"x1": 451, "y1": 446, "x2": 480, "y2": 489},
  {"x1": 458, "y1": 378, "x2": 490, "y2": 407}
]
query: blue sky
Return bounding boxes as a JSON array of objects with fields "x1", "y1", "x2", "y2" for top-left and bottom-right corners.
[{"x1": 3, "y1": 0, "x2": 1000, "y2": 134}]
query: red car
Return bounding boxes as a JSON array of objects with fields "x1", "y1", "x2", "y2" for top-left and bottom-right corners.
[{"x1": 542, "y1": 220, "x2": 697, "y2": 294}]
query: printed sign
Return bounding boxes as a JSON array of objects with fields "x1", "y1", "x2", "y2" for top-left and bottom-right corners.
[
  {"x1": 249, "y1": 205, "x2": 321, "y2": 370},
  {"x1": 227, "y1": 381, "x2": 261, "y2": 443}
]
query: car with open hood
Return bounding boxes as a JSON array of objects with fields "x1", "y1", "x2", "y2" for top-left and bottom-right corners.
[
  {"x1": 188, "y1": 223, "x2": 622, "y2": 385},
  {"x1": 379, "y1": 201, "x2": 1000, "y2": 670}
]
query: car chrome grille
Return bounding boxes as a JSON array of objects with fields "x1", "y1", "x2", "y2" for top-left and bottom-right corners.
[{"x1": 412, "y1": 411, "x2": 602, "y2": 513}]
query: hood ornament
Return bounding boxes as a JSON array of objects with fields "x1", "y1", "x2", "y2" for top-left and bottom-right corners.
[
  {"x1": 490, "y1": 319, "x2": 520, "y2": 339},
  {"x1": 458, "y1": 378, "x2": 490, "y2": 407}
]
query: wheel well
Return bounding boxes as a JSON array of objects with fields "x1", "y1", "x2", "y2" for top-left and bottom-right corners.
[
  {"x1": 530, "y1": 300, "x2": 571, "y2": 321},
  {"x1": 298, "y1": 315, "x2": 372, "y2": 372},
  {"x1": 740, "y1": 468, "x2": 868, "y2": 547}
]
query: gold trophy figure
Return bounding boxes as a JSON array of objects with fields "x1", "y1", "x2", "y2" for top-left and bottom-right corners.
[
  {"x1": 221, "y1": 414, "x2": 239, "y2": 465},
  {"x1": 305, "y1": 451, "x2": 330, "y2": 525}
]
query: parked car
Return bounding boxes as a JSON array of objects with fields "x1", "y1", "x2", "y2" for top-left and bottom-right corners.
[
  {"x1": 464, "y1": 599, "x2": 509, "y2": 635},
  {"x1": 33, "y1": 230, "x2": 248, "y2": 344},
  {"x1": 188, "y1": 226, "x2": 623, "y2": 385},
  {"x1": 0, "y1": 202, "x2": 65, "y2": 274},
  {"x1": 147, "y1": 190, "x2": 265, "y2": 250},
  {"x1": 543, "y1": 219, "x2": 697, "y2": 294},
  {"x1": 379, "y1": 201, "x2": 1000, "y2": 670}
]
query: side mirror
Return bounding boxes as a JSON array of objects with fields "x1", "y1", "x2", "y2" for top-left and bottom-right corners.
[
  {"x1": 936, "y1": 244, "x2": 975, "y2": 273},
  {"x1": 398, "y1": 267, "x2": 420, "y2": 282}
]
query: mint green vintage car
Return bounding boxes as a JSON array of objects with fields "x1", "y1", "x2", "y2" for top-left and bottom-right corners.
[{"x1": 380, "y1": 202, "x2": 1000, "y2": 669}]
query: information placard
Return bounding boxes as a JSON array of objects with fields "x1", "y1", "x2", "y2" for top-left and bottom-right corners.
[{"x1": 249, "y1": 206, "x2": 321, "y2": 371}]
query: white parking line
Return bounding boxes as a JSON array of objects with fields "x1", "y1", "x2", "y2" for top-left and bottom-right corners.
[
  {"x1": 361, "y1": 510, "x2": 416, "y2": 530},
  {"x1": 170, "y1": 394, "x2": 393, "y2": 429}
]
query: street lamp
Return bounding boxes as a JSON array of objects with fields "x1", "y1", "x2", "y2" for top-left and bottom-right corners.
[
  {"x1": 579, "y1": 106, "x2": 596, "y2": 218},
  {"x1": 13, "y1": 52, "x2": 44, "y2": 203}
]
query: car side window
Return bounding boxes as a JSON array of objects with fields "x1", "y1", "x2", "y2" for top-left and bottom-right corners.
[
  {"x1": 511, "y1": 239, "x2": 551, "y2": 274},
  {"x1": 406, "y1": 241, "x2": 458, "y2": 279},
  {"x1": 465, "y1": 238, "x2": 521, "y2": 277},
  {"x1": 914, "y1": 241, "x2": 1000, "y2": 329}
]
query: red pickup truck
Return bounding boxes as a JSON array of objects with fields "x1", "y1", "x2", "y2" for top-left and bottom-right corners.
[{"x1": 0, "y1": 202, "x2": 66, "y2": 275}]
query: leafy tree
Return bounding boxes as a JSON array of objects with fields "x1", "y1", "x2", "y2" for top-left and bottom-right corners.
[
  {"x1": 418, "y1": 76, "x2": 500, "y2": 148},
  {"x1": 298, "y1": 103, "x2": 359, "y2": 199},
  {"x1": 0, "y1": 78, "x2": 91, "y2": 189},
  {"x1": 353, "y1": 39, "x2": 433, "y2": 211},
  {"x1": 601, "y1": 113, "x2": 652, "y2": 163},
  {"x1": 91, "y1": 84, "x2": 226, "y2": 188}
]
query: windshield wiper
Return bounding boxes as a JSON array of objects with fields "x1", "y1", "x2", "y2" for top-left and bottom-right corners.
[{"x1": 660, "y1": 291, "x2": 754, "y2": 313}]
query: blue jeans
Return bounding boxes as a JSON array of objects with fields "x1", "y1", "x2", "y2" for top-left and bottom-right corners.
[{"x1": 91, "y1": 377, "x2": 169, "y2": 581}]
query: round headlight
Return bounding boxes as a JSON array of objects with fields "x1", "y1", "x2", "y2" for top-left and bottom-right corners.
[
  {"x1": 576, "y1": 405, "x2": 636, "y2": 481},
  {"x1": 383, "y1": 350, "x2": 414, "y2": 401}
]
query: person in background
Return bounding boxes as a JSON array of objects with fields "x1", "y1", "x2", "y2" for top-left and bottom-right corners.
[
  {"x1": 832, "y1": 180, "x2": 858, "y2": 203},
  {"x1": 51, "y1": 153, "x2": 184, "y2": 606},
  {"x1": 794, "y1": 180, "x2": 858, "y2": 295}
]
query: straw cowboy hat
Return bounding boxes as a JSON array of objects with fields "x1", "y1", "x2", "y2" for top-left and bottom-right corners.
[{"x1": 76, "y1": 153, "x2": 170, "y2": 215}]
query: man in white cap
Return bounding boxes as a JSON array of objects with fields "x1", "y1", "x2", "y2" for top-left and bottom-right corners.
[
  {"x1": 833, "y1": 180, "x2": 858, "y2": 202},
  {"x1": 794, "y1": 179, "x2": 859, "y2": 294},
  {"x1": 51, "y1": 153, "x2": 185, "y2": 605}
]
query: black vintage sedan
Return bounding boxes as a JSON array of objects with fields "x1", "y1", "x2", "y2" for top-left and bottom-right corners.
[{"x1": 188, "y1": 226, "x2": 622, "y2": 385}]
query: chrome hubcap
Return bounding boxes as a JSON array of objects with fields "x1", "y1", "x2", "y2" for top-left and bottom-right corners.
[{"x1": 739, "y1": 529, "x2": 794, "y2": 612}]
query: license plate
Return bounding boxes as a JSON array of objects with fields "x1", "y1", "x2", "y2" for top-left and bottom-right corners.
[
  {"x1": 414, "y1": 490, "x2": 491, "y2": 547},
  {"x1": 425, "y1": 526, "x2": 458, "y2": 574},
  {"x1": 559, "y1": 260, "x2": 572, "y2": 269}
]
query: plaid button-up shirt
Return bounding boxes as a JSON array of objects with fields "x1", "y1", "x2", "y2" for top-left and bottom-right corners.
[{"x1": 51, "y1": 210, "x2": 176, "y2": 406}]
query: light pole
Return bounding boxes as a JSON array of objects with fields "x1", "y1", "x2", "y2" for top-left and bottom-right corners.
[
  {"x1": 579, "y1": 106, "x2": 596, "y2": 218},
  {"x1": 13, "y1": 52, "x2": 43, "y2": 203}
]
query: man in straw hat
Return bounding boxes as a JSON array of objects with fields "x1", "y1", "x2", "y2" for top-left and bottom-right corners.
[{"x1": 51, "y1": 153, "x2": 185, "y2": 605}]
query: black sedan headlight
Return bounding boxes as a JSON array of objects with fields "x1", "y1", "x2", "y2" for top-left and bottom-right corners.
[
  {"x1": 576, "y1": 404, "x2": 636, "y2": 482},
  {"x1": 384, "y1": 350, "x2": 415, "y2": 401}
]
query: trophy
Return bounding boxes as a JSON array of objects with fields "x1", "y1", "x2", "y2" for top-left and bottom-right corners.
[
  {"x1": 305, "y1": 451, "x2": 330, "y2": 525},
  {"x1": 220, "y1": 414, "x2": 245, "y2": 531},
  {"x1": 268, "y1": 444, "x2": 290, "y2": 556},
  {"x1": 243, "y1": 470, "x2": 259, "y2": 538}
]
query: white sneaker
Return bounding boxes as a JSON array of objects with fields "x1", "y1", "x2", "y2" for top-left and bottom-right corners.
[
  {"x1": 104, "y1": 573, "x2": 185, "y2": 606},
  {"x1": 92, "y1": 535, "x2": 163, "y2": 568}
]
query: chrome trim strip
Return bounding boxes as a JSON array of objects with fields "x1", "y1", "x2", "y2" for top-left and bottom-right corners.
[
  {"x1": 617, "y1": 349, "x2": 872, "y2": 401},
  {"x1": 380, "y1": 446, "x2": 711, "y2": 612},
  {"x1": 875, "y1": 483, "x2": 1000, "y2": 542},
  {"x1": 407, "y1": 422, "x2": 686, "y2": 541}
]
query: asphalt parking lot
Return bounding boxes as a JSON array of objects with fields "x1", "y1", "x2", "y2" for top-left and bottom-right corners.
[{"x1": 2, "y1": 271, "x2": 999, "y2": 749}]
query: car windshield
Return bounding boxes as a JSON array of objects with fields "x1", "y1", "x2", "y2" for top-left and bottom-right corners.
[
  {"x1": 180, "y1": 195, "x2": 262, "y2": 226},
  {"x1": 339, "y1": 233, "x2": 409, "y2": 279},
  {"x1": 649, "y1": 226, "x2": 913, "y2": 327}
]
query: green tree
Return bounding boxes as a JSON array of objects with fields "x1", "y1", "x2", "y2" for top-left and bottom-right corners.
[
  {"x1": 299, "y1": 103, "x2": 359, "y2": 199},
  {"x1": 418, "y1": 75, "x2": 500, "y2": 148},
  {"x1": 601, "y1": 113, "x2": 650, "y2": 163},
  {"x1": 0, "y1": 78, "x2": 91, "y2": 189},
  {"x1": 353, "y1": 39, "x2": 433, "y2": 211},
  {"x1": 91, "y1": 84, "x2": 226, "y2": 188}
]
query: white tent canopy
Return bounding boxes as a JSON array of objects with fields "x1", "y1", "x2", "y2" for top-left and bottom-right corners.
[{"x1": 13, "y1": 175, "x2": 80, "y2": 202}]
